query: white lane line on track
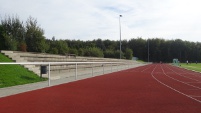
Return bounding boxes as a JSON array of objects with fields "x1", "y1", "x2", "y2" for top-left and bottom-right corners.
[
  {"x1": 185, "y1": 82, "x2": 201, "y2": 83},
  {"x1": 151, "y1": 65, "x2": 201, "y2": 103},
  {"x1": 186, "y1": 89, "x2": 200, "y2": 90},
  {"x1": 160, "y1": 65, "x2": 201, "y2": 90},
  {"x1": 165, "y1": 65, "x2": 200, "y2": 82},
  {"x1": 141, "y1": 65, "x2": 153, "y2": 72},
  {"x1": 169, "y1": 65, "x2": 201, "y2": 78},
  {"x1": 189, "y1": 95, "x2": 201, "y2": 97},
  {"x1": 127, "y1": 64, "x2": 153, "y2": 72}
]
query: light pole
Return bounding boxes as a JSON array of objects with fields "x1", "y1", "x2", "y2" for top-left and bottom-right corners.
[
  {"x1": 119, "y1": 15, "x2": 122, "y2": 59},
  {"x1": 148, "y1": 39, "x2": 149, "y2": 62}
]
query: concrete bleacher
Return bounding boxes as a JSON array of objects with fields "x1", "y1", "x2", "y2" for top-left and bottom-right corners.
[
  {"x1": 1, "y1": 50, "x2": 140, "y2": 79},
  {"x1": 2, "y1": 50, "x2": 122, "y2": 62}
]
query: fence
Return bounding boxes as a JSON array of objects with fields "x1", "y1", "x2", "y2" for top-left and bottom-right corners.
[{"x1": 0, "y1": 62, "x2": 133, "y2": 86}]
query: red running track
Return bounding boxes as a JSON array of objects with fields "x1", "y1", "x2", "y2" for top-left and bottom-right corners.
[{"x1": 0, "y1": 64, "x2": 201, "y2": 113}]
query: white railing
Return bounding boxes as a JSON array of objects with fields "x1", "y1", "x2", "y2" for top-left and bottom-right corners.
[{"x1": 0, "y1": 62, "x2": 132, "y2": 86}]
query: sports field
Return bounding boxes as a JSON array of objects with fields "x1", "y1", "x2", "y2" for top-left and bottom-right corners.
[{"x1": 0, "y1": 64, "x2": 201, "y2": 113}]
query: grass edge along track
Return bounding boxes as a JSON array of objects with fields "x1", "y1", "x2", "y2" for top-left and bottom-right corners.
[
  {"x1": 0, "y1": 53, "x2": 46, "y2": 88},
  {"x1": 179, "y1": 63, "x2": 201, "y2": 72}
]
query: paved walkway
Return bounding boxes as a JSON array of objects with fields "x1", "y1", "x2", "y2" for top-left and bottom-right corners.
[{"x1": 0, "y1": 63, "x2": 146, "y2": 98}]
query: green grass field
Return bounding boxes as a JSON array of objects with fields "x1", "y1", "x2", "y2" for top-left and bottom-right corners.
[
  {"x1": 0, "y1": 53, "x2": 46, "y2": 88},
  {"x1": 180, "y1": 63, "x2": 201, "y2": 72},
  {"x1": 137, "y1": 60, "x2": 145, "y2": 62}
]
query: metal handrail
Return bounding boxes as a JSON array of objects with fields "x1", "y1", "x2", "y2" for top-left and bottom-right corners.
[{"x1": 0, "y1": 62, "x2": 126, "y2": 86}]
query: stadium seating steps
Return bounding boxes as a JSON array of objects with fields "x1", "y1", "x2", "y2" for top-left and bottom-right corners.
[{"x1": 1, "y1": 50, "x2": 136, "y2": 77}]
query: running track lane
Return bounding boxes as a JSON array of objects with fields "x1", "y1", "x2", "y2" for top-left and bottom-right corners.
[{"x1": 0, "y1": 64, "x2": 201, "y2": 113}]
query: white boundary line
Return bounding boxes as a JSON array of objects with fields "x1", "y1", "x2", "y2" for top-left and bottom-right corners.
[
  {"x1": 189, "y1": 95, "x2": 201, "y2": 97},
  {"x1": 171, "y1": 65, "x2": 201, "y2": 78},
  {"x1": 141, "y1": 64, "x2": 154, "y2": 72},
  {"x1": 165, "y1": 65, "x2": 200, "y2": 82},
  {"x1": 161, "y1": 65, "x2": 201, "y2": 90},
  {"x1": 151, "y1": 64, "x2": 201, "y2": 103}
]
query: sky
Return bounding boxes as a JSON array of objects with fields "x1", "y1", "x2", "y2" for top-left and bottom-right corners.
[{"x1": 1, "y1": 0, "x2": 201, "y2": 42}]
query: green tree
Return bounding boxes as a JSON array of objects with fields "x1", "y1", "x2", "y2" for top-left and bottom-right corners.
[
  {"x1": 69, "y1": 48, "x2": 78, "y2": 55},
  {"x1": 0, "y1": 25, "x2": 5, "y2": 50},
  {"x1": 84, "y1": 47, "x2": 104, "y2": 57},
  {"x1": 113, "y1": 50, "x2": 124, "y2": 59},
  {"x1": 78, "y1": 48, "x2": 84, "y2": 56},
  {"x1": 50, "y1": 47, "x2": 58, "y2": 54},
  {"x1": 104, "y1": 49, "x2": 115, "y2": 58},
  {"x1": 0, "y1": 15, "x2": 25, "y2": 51},
  {"x1": 103, "y1": 39, "x2": 117, "y2": 50},
  {"x1": 25, "y1": 17, "x2": 48, "y2": 52},
  {"x1": 2, "y1": 33, "x2": 18, "y2": 50},
  {"x1": 47, "y1": 37, "x2": 57, "y2": 54},
  {"x1": 94, "y1": 38, "x2": 106, "y2": 50},
  {"x1": 128, "y1": 38, "x2": 146, "y2": 60},
  {"x1": 121, "y1": 39, "x2": 128, "y2": 52},
  {"x1": 125, "y1": 48, "x2": 133, "y2": 60},
  {"x1": 55, "y1": 40, "x2": 68, "y2": 55}
]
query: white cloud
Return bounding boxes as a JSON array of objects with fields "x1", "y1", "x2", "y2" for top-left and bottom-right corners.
[{"x1": 1, "y1": 0, "x2": 201, "y2": 42}]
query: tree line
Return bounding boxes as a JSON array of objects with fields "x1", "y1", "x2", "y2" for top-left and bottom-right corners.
[
  {"x1": 0, "y1": 16, "x2": 133, "y2": 59},
  {"x1": 1, "y1": 15, "x2": 201, "y2": 62},
  {"x1": 129, "y1": 38, "x2": 201, "y2": 63}
]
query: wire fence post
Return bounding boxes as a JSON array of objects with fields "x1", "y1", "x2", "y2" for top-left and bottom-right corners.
[
  {"x1": 75, "y1": 63, "x2": 77, "y2": 80},
  {"x1": 48, "y1": 63, "x2": 51, "y2": 86},
  {"x1": 92, "y1": 63, "x2": 94, "y2": 76},
  {"x1": 111, "y1": 63, "x2": 113, "y2": 72},
  {"x1": 103, "y1": 64, "x2": 104, "y2": 74}
]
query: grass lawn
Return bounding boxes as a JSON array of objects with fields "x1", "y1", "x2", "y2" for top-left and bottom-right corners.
[
  {"x1": 180, "y1": 63, "x2": 201, "y2": 72},
  {"x1": 137, "y1": 60, "x2": 145, "y2": 62},
  {"x1": 0, "y1": 53, "x2": 46, "y2": 88}
]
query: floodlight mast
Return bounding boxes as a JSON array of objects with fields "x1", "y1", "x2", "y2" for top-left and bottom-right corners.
[
  {"x1": 148, "y1": 39, "x2": 150, "y2": 62},
  {"x1": 119, "y1": 15, "x2": 122, "y2": 59}
]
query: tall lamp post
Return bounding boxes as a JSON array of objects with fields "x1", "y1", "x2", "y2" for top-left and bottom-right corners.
[
  {"x1": 148, "y1": 38, "x2": 149, "y2": 62},
  {"x1": 119, "y1": 15, "x2": 122, "y2": 59}
]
